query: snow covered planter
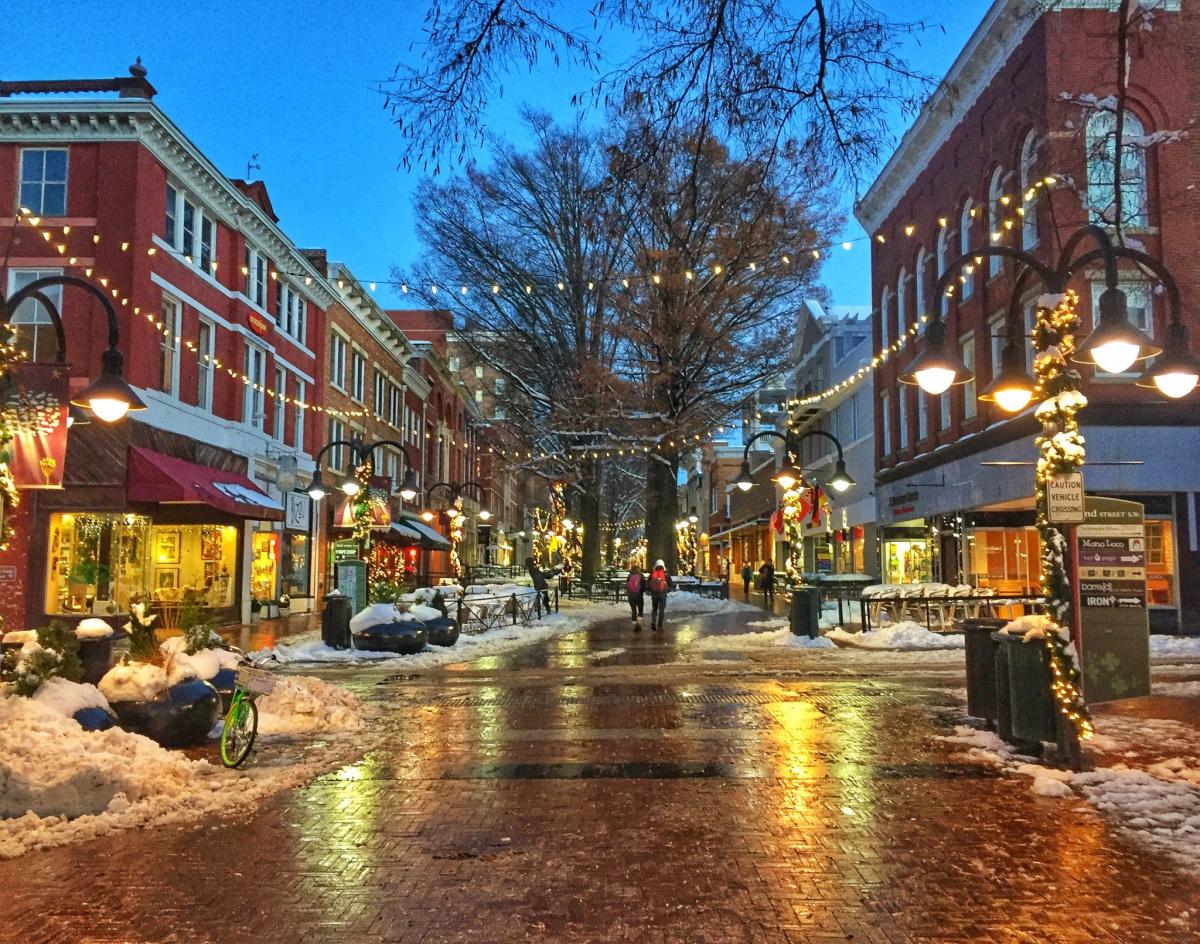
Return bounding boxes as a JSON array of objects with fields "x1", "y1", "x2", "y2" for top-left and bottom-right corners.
[
  {"x1": 98, "y1": 661, "x2": 220, "y2": 748},
  {"x1": 160, "y1": 636, "x2": 241, "y2": 712},
  {"x1": 409, "y1": 603, "x2": 459, "y2": 647},
  {"x1": 74, "y1": 617, "x2": 119, "y2": 685},
  {"x1": 350, "y1": 603, "x2": 428, "y2": 654},
  {"x1": 32, "y1": 677, "x2": 118, "y2": 732}
]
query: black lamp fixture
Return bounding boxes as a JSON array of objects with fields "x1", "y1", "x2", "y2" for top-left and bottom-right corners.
[
  {"x1": 4, "y1": 274, "x2": 146, "y2": 424},
  {"x1": 1137, "y1": 321, "x2": 1200, "y2": 399},
  {"x1": 423, "y1": 480, "x2": 487, "y2": 522},
  {"x1": 306, "y1": 467, "x2": 328, "y2": 502},
  {"x1": 66, "y1": 405, "x2": 91, "y2": 429},
  {"x1": 979, "y1": 340, "x2": 1037, "y2": 414},
  {"x1": 687, "y1": 507, "x2": 699, "y2": 524},
  {"x1": 1074, "y1": 285, "x2": 1161, "y2": 374},
  {"x1": 898, "y1": 317, "x2": 975, "y2": 396},
  {"x1": 828, "y1": 458, "x2": 855, "y2": 494},
  {"x1": 737, "y1": 428, "x2": 855, "y2": 494},
  {"x1": 733, "y1": 460, "x2": 755, "y2": 492}
]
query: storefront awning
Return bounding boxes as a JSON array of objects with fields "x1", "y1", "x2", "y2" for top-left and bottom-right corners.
[
  {"x1": 397, "y1": 514, "x2": 451, "y2": 550},
  {"x1": 126, "y1": 447, "x2": 284, "y2": 521}
]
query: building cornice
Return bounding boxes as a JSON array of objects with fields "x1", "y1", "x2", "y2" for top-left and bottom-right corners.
[
  {"x1": 0, "y1": 100, "x2": 336, "y2": 308},
  {"x1": 326, "y1": 261, "x2": 415, "y2": 362}
]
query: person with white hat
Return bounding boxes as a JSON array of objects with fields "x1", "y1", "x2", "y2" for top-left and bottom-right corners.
[{"x1": 646, "y1": 559, "x2": 672, "y2": 631}]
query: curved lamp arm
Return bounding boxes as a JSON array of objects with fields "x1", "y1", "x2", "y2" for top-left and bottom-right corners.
[
  {"x1": 740, "y1": 429, "x2": 788, "y2": 464},
  {"x1": 791, "y1": 429, "x2": 846, "y2": 463},
  {"x1": 1, "y1": 289, "x2": 67, "y2": 363},
  {"x1": 311, "y1": 438, "x2": 360, "y2": 470}
]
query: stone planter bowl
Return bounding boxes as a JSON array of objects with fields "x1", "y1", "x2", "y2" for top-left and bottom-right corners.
[
  {"x1": 352, "y1": 617, "x2": 428, "y2": 654},
  {"x1": 110, "y1": 678, "x2": 221, "y2": 747}
]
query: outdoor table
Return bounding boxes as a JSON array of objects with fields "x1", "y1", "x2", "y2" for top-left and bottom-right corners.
[{"x1": 860, "y1": 591, "x2": 1045, "y2": 633}]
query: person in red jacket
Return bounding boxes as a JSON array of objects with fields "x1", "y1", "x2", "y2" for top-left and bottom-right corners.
[
  {"x1": 647, "y1": 559, "x2": 672, "y2": 631},
  {"x1": 626, "y1": 565, "x2": 646, "y2": 630}
]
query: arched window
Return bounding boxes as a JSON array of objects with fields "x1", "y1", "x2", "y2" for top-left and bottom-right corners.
[
  {"x1": 1019, "y1": 131, "x2": 1038, "y2": 249},
  {"x1": 896, "y1": 267, "x2": 908, "y2": 333},
  {"x1": 987, "y1": 167, "x2": 1004, "y2": 277},
  {"x1": 1086, "y1": 110, "x2": 1148, "y2": 228},
  {"x1": 936, "y1": 224, "x2": 950, "y2": 315},
  {"x1": 960, "y1": 199, "x2": 974, "y2": 299},
  {"x1": 915, "y1": 246, "x2": 928, "y2": 333},
  {"x1": 879, "y1": 286, "x2": 892, "y2": 349}
]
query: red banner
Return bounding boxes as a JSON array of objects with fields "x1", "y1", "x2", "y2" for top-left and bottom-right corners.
[{"x1": 5, "y1": 363, "x2": 68, "y2": 489}]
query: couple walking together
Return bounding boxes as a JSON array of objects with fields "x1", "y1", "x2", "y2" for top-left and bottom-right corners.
[{"x1": 626, "y1": 560, "x2": 670, "y2": 632}]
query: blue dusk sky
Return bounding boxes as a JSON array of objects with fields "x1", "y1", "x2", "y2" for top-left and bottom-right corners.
[{"x1": 4, "y1": 0, "x2": 992, "y2": 309}]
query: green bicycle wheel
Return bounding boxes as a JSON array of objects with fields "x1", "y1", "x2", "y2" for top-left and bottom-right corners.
[{"x1": 220, "y1": 695, "x2": 258, "y2": 768}]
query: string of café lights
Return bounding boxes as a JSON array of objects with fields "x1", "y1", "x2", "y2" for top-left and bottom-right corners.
[{"x1": 13, "y1": 173, "x2": 1056, "y2": 460}]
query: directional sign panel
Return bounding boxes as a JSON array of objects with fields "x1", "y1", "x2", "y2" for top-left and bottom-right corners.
[{"x1": 1074, "y1": 497, "x2": 1149, "y2": 702}]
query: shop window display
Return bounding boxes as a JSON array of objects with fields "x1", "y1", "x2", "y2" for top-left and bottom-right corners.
[
  {"x1": 965, "y1": 528, "x2": 1040, "y2": 595},
  {"x1": 252, "y1": 531, "x2": 280, "y2": 601},
  {"x1": 1145, "y1": 518, "x2": 1176, "y2": 607},
  {"x1": 883, "y1": 539, "x2": 932, "y2": 584},
  {"x1": 46, "y1": 516, "x2": 236, "y2": 616},
  {"x1": 280, "y1": 531, "x2": 311, "y2": 597}
]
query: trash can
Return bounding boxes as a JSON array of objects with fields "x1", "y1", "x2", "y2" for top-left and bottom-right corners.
[
  {"x1": 790, "y1": 586, "x2": 821, "y2": 638},
  {"x1": 321, "y1": 591, "x2": 353, "y2": 650},
  {"x1": 962, "y1": 619, "x2": 1007, "y2": 727},
  {"x1": 994, "y1": 630, "x2": 1056, "y2": 748}
]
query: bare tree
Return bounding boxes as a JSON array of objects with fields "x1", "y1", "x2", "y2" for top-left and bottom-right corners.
[
  {"x1": 385, "y1": 0, "x2": 931, "y2": 185},
  {"x1": 398, "y1": 113, "x2": 629, "y2": 578},
  {"x1": 607, "y1": 125, "x2": 840, "y2": 567}
]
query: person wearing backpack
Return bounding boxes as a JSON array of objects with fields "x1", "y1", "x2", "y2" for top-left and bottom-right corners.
[
  {"x1": 740, "y1": 561, "x2": 754, "y2": 601},
  {"x1": 647, "y1": 559, "x2": 671, "y2": 631},
  {"x1": 758, "y1": 560, "x2": 776, "y2": 609},
  {"x1": 626, "y1": 565, "x2": 646, "y2": 630}
]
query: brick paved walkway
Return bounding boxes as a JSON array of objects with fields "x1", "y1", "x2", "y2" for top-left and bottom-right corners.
[{"x1": 4, "y1": 605, "x2": 1199, "y2": 944}]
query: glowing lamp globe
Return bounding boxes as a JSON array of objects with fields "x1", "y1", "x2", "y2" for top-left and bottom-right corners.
[
  {"x1": 1136, "y1": 322, "x2": 1200, "y2": 399},
  {"x1": 1090, "y1": 340, "x2": 1141, "y2": 375},
  {"x1": 899, "y1": 319, "x2": 972, "y2": 396},
  {"x1": 913, "y1": 366, "x2": 956, "y2": 396},
  {"x1": 994, "y1": 386, "x2": 1035, "y2": 413},
  {"x1": 1075, "y1": 287, "x2": 1159, "y2": 374},
  {"x1": 1154, "y1": 370, "x2": 1199, "y2": 399},
  {"x1": 341, "y1": 477, "x2": 362, "y2": 498}
]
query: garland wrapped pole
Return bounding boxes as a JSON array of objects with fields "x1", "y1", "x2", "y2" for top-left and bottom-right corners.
[
  {"x1": 781, "y1": 482, "x2": 806, "y2": 587},
  {"x1": 1032, "y1": 291, "x2": 1094, "y2": 744},
  {"x1": 449, "y1": 496, "x2": 465, "y2": 580}
]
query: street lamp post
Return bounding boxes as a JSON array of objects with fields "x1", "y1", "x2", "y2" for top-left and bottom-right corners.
[
  {"x1": 424, "y1": 479, "x2": 488, "y2": 582},
  {"x1": 732, "y1": 428, "x2": 855, "y2": 587},
  {"x1": 2, "y1": 274, "x2": 147, "y2": 423},
  {"x1": 904, "y1": 222, "x2": 1194, "y2": 745}
]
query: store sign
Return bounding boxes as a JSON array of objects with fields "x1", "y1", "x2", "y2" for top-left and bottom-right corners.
[
  {"x1": 248, "y1": 312, "x2": 273, "y2": 337},
  {"x1": 0, "y1": 565, "x2": 15, "y2": 581},
  {"x1": 285, "y1": 491, "x2": 311, "y2": 532},
  {"x1": 1074, "y1": 496, "x2": 1149, "y2": 702},
  {"x1": 335, "y1": 559, "x2": 367, "y2": 613},
  {"x1": 5, "y1": 363, "x2": 68, "y2": 489},
  {"x1": 1047, "y1": 472, "x2": 1085, "y2": 524},
  {"x1": 888, "y1": 490, "x2": 919, "y2": 520},
  {"x1": 332, "y1": 539, "x2": 359, "y2": 563}
]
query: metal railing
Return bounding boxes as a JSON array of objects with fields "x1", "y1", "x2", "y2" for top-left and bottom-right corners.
[{"x1": 455, "y1": 587, "x2": 561, "y2": 634}]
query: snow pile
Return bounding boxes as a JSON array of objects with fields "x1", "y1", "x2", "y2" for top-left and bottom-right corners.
[
  {"x1": 1154, "y1": 680, "x2": 1200, "y2": 697},
  {"x1": 691, "y1": 626, "x2": 835, "y2": 650},
  {"x1": 0, "y1": 689, "x2": 372, "y2": 860},
  {"x1": 1151, "y1": 636, "x2": 1200, "y2": 659},
  {"x1": 826, "y1": 621, "x2": 964, "y2": 650},
  {"x1": 256, "y1": 676, "x2": 368, "y2": 735},
  {"x1": 1074, "y1": 767, "x2": 1200, "y2": 865},
  {"x1": 935, "y1": 725, "x2": 1019, "y2": 765},
  {"x1": 407, "y1": 604, "x2": 443, "y2": 622},
  {"x1": 160, "y1": 637, "x2": 240, "y2": 681},
  {"x1": 349, "y1": 603, "x2": 403, "y2": 633},
  {"x1": 1000, "y1": 614, "x2": 1054, "y2": 641},
  {"x1": 75, "y1": 618, "x2": 114, "y2": 639},
  {"x1": 665, "y1": 591, "x2": 758, "y2": 615},
  {"x1": 1, "y1": 630, "x2": 37, "y2": 645},
  {"x1": 98, "y1": 660, "x2": 196, "y2": 703},
  {"x1": 31, "y1": 678, "x2": 109, "y2": 719},
  {"x1": 269, "y1": 604, "x2": 613, "y2": 667}
]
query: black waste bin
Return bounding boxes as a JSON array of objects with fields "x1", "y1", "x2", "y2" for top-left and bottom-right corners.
[
  {"x1": 321, "y1": 591, "x2": 353, "y2": 650},
  {"x1": 1004, "y1": 630, "x2": 1058, "y2": 745},
  {"x1": 790, "y1": 586, "x2": 821, "y2": 638},
  {"x1": 962, "y1": 619, "x2": 1007, "y2": 727}
]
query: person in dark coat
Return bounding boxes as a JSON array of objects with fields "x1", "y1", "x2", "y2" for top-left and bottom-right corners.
[
  {"x1": 647, "y1": 559, "x2": 671, "y2": 631},
  {"x1": 741, "y1": 562, "x2": 754, "y2": 601},
  {"x1": 758, "y1": 561, "x2": 776, "y2": 609},
  {"x1": 626, "y1": 565, "x2": 646, "y2": 630},
  {"x1": 525, "y1": 557, "x2": 550, "y2": 610}
]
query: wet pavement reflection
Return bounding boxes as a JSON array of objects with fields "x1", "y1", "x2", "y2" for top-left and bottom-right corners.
[{"x1": 3, "y1": 603, "x2": 1199, "y2": 943}]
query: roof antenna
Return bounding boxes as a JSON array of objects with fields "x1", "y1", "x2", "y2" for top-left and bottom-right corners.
[{"x1": 246, "y1": 153, "x2": 261, "y2": 180}]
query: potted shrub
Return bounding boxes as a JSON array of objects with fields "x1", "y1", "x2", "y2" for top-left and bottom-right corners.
[
  {"x1": 1, "y1": 622, "x2": 119, "y2": 731},
  {"x1": 249, "y1": 597, "x2": 262, "y2": 623},
  {"x1": 277, "y1": 592, "x2": 292, "y2": 618},
  {"x1": 74, "y1": 617, "x2": 118, "y2": 684}
]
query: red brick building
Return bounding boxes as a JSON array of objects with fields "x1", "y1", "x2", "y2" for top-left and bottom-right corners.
[
  {"x1": 0, "y1": 70, "x2": 332, "y2": 628},
  {"x1": 856, "y1": 0, "x2": 1200, "y2": 629}
]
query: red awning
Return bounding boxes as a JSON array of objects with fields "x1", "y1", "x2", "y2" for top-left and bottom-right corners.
[{"x1": 126, "y1": 446, "x2": 285, "y2": 521}]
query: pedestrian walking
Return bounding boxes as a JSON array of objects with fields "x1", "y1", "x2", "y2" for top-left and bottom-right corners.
[
  {"x1": 525, "y1": 557, "x2": 551, "y2": 611},
  {"x1": 758, "y1": 560, "x2": 776, "y2": 610},
  {"x1": 647, "y1": 559, "x2": 671, "y2": 631},
  {"x1": 626, "y1": 565, "x2": 646, "y2": 631},
  {"x1": 741, "y1": 561, "x2": 753, "y2": 601}
]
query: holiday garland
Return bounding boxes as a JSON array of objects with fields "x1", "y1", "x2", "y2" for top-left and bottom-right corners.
[
  {"x1": 0, "y1": 330, "x2": 22, "y2": 551},
  {"x1": 781, "y1": 482, "x2": 806, "y2": 586},
  {"x1": 1031, "y1": 291, "x2": 1094, "y2": 741},
  {"x1": 449, "y1": 495, "x2": 465, "y2": 578}
]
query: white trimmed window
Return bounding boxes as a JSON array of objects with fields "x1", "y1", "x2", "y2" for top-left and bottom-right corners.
[
  {"x1": 159, "y1": 296, "x2": 181, "y2": 397},
  {"x1": 962, "y1": 335, "x2": 977, "y2": 420},
  {"x1": 274, "y1": 367, "x2": 287, "y2": 442},
  {"x1": 1023, "y1": 302, "x2": 1037, "y2": 372},
  {"x1": 351, "y1": 351, "x2": 366, "y2": 402},
  {"x1": 389, "y1": 385, "x2": 401, "y2": 427},
  {"x1": 329, "y1": 333, "x2": 347, "y2": 391},
  {"x1": 915, "y1": 247, "x2": 928, "y2": 332},
  {"x1": 918, "y1": 392, "x2": 929, "y2": 440},
  {"x1": 196, "y1": 320, "x2": 214, "y2": 411},
  {"x1": 244, "y1": 246, "x2": 268, "y2": 308},
  {"x1": 328, "y1": 418, "x2": 346, "y2": 472},
  {"x1": 294, "y1": 380, "x2": 306, "y2": 450},
  {"x1": 448, "y1": 356, "x2": 460, "y2": 372},
  {"x1": 896, "y1": 268, "x2": 908, "y2": 333},
  {"x1": 936, "y1": 225, "x2": 950, "y2": 316},
  {"x1": 7, "y1": 268, "x2": 63, "y2": 362},
  {"x1": 988, "y1": 311, "x2": 1006, "y2": 380},
  {"x1": 243, "y1": 343, "x2": 266, "y2": 430},
  {"x1": 1086, "y1": 111, "x2": 1148, "y2": 229},
  {"x1": 879, "y1": 286, "x2": 891, "y2": 349},
  {"x1": 1020, "y1": 131, "x2": 1039, "y2": 249},
  {"x1": 165, "y1": 183, "x2": 216, "y2": 274},
  {"x1": 494, "y1": 377, "x2": 506, "y2": 396},
  {"x1": 374, "y1": 372, "x2": 387, "y2": 416},
  {"x1": 988, "y1": 168, "x2": 1005, "y2": 277},
  {"x1": 880, "y1": 391, "x2": 891, "y2": 457},
  {"x1": 940, "y1": 393, "x2": 951, "y2": 430},
  {"x1": 960, "y1": 200, "x2": 974, "y2": 299},
  {"x1": 19, "y1": 148, "x2": 68, "y2": 216},
  {"x1": 898, "y1": 389, "x2": 909, "y2": 450}
]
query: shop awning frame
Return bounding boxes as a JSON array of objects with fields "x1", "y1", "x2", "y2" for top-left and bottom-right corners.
[{"x1": 126, "y1": 446, "x2": 284, "y2": 521}]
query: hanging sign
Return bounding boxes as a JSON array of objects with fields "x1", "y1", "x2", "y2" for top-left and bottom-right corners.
[
  {"x1": 247, "y1": 312, "x2": 273, "y2": 337},
  {"x1": 284, "y1": 491, "x2": 311, "y2": 532},
  {"x1": 1073, "y1": 496, "x2": 1149, "y2": 702},
  {"x1": 4, "y1": 363, "x2": 68, "y2": 489},
  {"x1": 1047, "y1": 472, "x2": 1085, "y2": 524}
]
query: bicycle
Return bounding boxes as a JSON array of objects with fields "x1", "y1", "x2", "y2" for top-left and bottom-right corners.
[{"x1": 220, "y1": 658, "x2": 277, "y2": 769}]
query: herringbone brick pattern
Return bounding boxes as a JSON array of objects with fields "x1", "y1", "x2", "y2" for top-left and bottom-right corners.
[{"x1": 3, "y1": 608, "x2": 1198, "y2": 943}]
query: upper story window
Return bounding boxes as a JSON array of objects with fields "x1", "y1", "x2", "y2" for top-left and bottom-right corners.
[
  {"x1": 960, "y1": 200, "x2": 974, "y2": 299},
  {"x1": 351, "y1": 350, "x2": 366, "y2": 402},
  {"x1": 159, "y1": 296, "x2": 181, "y2": 397},
  {"x1": 196, "y1": 320, "x2": 214, "y2": 411},
  {"x1": 273, "y1": 367, "x2": 287, "y2": 443},
  {"x1": 327, "y1": 418, "x2": 346, "y2": 472},
  {"x1": 961, "y1": 334, "x2": 977, "y2": 420},
  {"x1": 7, "y1": 269, "x2": 62, "y2": 362},
  {"x1": 243, "y1": 343, "x2": 267, "y2": 430},
  {"x1": 896, "y1": 268, "x2": 908, "y2": 331},
  {"x1": 936, "y1": 225, "x2": 950, "y2": 315},
  {"x1": 329, "y1": 333, "x2": 347, "y2": 390},
  {"x1": 474, "y1": 388, "x2": 484, "y2": 404},
  {"x1": 914, "y1": 247, "x2": 928, "y2": 332},
  {"x1": 988, "y1": 311, "x2": 1006, "y2": 381},
  {"x1": 19, "y1": 148, "x2": 68, "y2": 216},
  {"x1": 897, "y1": 388, "x2": 909, "y2": 449},
  {"x1": 1020, "y1": 131, "x2": 1039, "y2": 249},
  {"x1": 494, "y1": 405, "x2": 506, "y2": 421},
  {"x1": 879, "y1": 286, "x2": 891, "y2": 348},
  {"x1": 448, "y1": 356, "x2": 460, "y2": 372},
  {"x1": 294, "y1": 380, "x2": 306, "y2": 450},
  {"x1": 244, "y1": 246, "x2": 268, "y2": 308},
  {"x1": 474, "y1": 365, "x2": 484, "y2": 379},
  {"x1": 274, "y1": 280, "x2": 307, "y2": 342},
  {"x1": 987, "y1": 168, "x2": 1005, "y2": 278},
  {"x1": 389, "y1": 385, "x2": 401, "y2": 427},
  {"x1": 917, "y1": 391, "x2": 929, "y2": 440},
  {"x1": 1086, "y1": 110, "x2": 1148, "y2": 229},
  {"x1": 880, "y1": 391, "x2": 891, "y2": 457},
  {"x1": 494, "y1": 377, "x2": 506, "y2": 396},
  {"x1": 165, "y1": 183, "x2": 217, "y2": 274},
  {"x1": 374, "y1": 372, "x2": 387, "y2": 416}
]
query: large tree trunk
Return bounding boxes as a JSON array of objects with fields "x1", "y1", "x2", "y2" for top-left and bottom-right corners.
[
  {"x1": 579, "y1": 459, "x2": 603, "y2": 582},
  {"x1": 645, "y1": 453, "x2": 680, "y2": 572}
]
